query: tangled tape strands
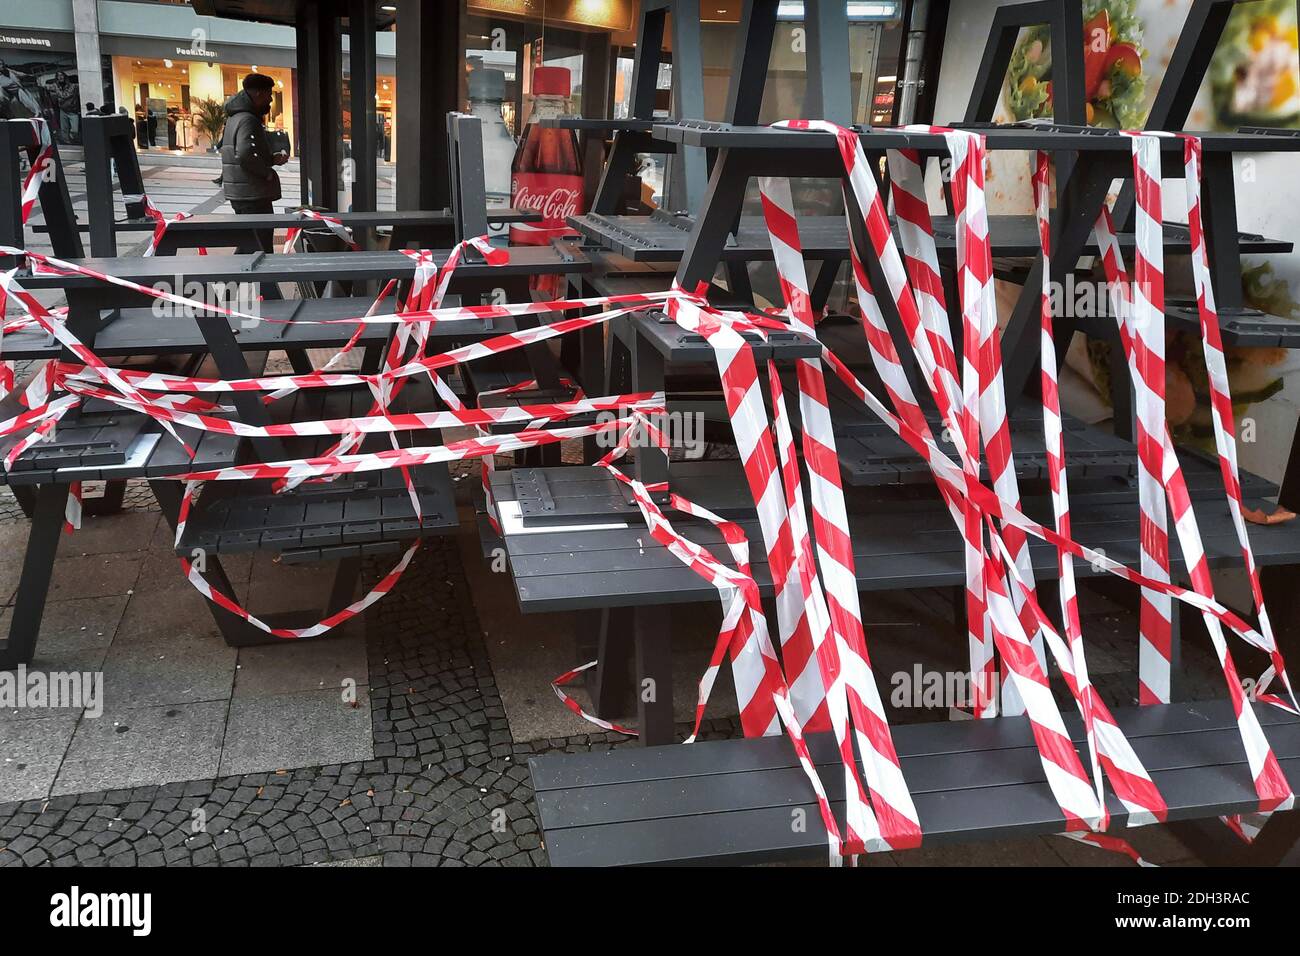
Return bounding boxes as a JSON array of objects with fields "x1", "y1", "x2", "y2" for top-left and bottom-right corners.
[
  {"x1": 125, "y1": 193, "x2": 198, "y2": 258},
  {"x1": 1, "y1": 120, "x2": 1298, "y2": 860},
  {"x1": 282, "y1": 208, "x2": 360, "y2": 254},
  {"x1": 0, "y1": 233, "x2": 672, "y2": 638},
  {"x1": 9, "y1": 118, "x2": 77, "y2": 529}
]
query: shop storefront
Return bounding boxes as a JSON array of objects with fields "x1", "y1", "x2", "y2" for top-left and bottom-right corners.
[
  {"x1": 342, "y1": 69, "x2": 397, "y2": 165},
  {"x1": 453, "y1": 1, "x2": 908, "y2": 208},
  {"x1": 109, "y1": 55, "x2": 294, "y2": 152},
  {"x1": 106, "y1": 37, "x2": 297, "y2": 153}
]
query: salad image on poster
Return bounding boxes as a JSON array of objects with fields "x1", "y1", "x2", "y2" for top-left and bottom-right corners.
[
  {"x1": 1210, "y1": 0, "x2": 1300, "y2": 128},
  {"x1": 1003, "y1": 0, "x2": 1147, "y2": 127}
]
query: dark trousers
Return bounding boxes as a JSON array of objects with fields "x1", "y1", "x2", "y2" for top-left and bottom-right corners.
[{"x1": 229, "y1": 197, "x2": 275, "y2": 253}]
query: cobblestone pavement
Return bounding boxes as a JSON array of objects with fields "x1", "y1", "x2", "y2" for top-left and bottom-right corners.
[{"x1": 0, "y1": 469, "x2": 759, "y2": 868}]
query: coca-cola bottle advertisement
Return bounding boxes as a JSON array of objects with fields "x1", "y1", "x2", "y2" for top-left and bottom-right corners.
[{"x1": 510, "y1": 65, "x2": 584, "y2": 265}]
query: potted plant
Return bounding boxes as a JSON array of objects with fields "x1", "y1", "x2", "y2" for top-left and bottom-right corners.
[{"x1": 191, "y1": 97, "x2": 226, "y2": 153}]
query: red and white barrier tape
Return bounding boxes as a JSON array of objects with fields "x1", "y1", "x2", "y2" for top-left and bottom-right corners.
[
  {"x1": 283, "y1": 208, "x2": 359, "y2": 254},
  {"x1": 124, "y1": 193, "x2": 196, "y2": 258},
  {"x1": 1, "y1": 122, "x2": 1296, "y2": 858}
]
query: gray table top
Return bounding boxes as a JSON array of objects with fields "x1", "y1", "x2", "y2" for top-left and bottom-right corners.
[
  {"x1": 656, "y1": 121, "x2": 1300, "y2": 153},
  {"x1": 14, "y1": 245, "x2": 591, "y2": 289},
  {"x1": 105, "y1": 206, "x2": 540, "y2": 232}
]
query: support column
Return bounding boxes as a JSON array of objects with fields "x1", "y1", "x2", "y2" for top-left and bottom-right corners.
[
  {"x1": 804, "y1": 0, "x2": 852, "y2": 124},
  {"x1": 348, "y1": 0, "x2": 378, "y2": 212},
  {"x1": 71, "y1": 0, "x2": 105, "y2": 112},
  {"x1": 668, "y1": 0, "x2": 706, "y2": 208},
  {"x1": 579, "y1": 29, "x2": 611, "y2": 208},
  {"x1": 395, "y1": 0, "x2": 461, "y2": 211},
  {"x1": 725, "y1": 0, "x2": 778, "y2": 125},
  {"x1": 299, "y1": 1, "x2": 342, "y2": 209}
]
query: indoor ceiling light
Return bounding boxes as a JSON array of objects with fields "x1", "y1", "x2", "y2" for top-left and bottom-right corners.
[{"x1": 776, "y1": 1, "x2": 899, "y2": 19}]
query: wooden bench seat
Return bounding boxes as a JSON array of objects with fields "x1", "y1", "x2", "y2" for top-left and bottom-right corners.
[
  {"x1": 568, "y1": 212, "x2": 1291, "y2": 263},
  {"x1": 0, "y1": 403, "x2": 241, "y2": 485},
  {"x1": 175, "y1": 377, "x2": 458, "y2": 563},
  {"x1": 174, "y1": 464, "x2": 456, "y2": 565},
  {"x1": 0, "y1": 295, "x2": 510, "y2": 364},
  {"x1": 529, "y1": 699, "x2": 1300, "y2": 866}
]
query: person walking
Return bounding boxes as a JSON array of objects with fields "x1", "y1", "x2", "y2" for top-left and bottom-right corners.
[
  {"x1": 219, "y1": 72, "x2": 287, "y2": 251},
  {"x1": 52, "y1": 72, "x2": 80, "y2": 143}
]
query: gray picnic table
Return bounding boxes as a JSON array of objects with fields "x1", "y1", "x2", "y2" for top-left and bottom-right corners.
[{"x1": 0, "y1": 243, "x2": 592, "y2": 667}]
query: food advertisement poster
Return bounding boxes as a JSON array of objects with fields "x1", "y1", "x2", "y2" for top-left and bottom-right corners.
[{"x1": 932, "y1": 0, "x2": 1300, "y2": 485}]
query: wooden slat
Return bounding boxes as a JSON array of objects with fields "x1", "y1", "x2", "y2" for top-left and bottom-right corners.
[{"x1": 530, "y1": 701, "x2": 1300, "y2": 866}]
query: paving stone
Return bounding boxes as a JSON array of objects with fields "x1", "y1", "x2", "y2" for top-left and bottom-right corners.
[
  {"x1": 245, "y1": 555, "x2": 348, "y2": 617},
  {"x1": 0, "y1": 714, "x2": 80, "y2": 803},
  {"x1": 50, "y1": 511, "x2": 160, "y2": 557},
  {"x1": 0, "y1": 596, "x2": 127, "y2": 681},
  {"x1": 98, "y1": 631, "x2": 237, "y2": 708},
  {"x1": 219, "y1": 688, "x2": 373, "y2": 776},
  {"x1": 53, "y1": 702, "x2": 225, "y2": 795},
  {"x1": 233, "y1": 626, "x2": 368, "y2": 698},
  {"x1": 46, "y1": 553, "x2": 144, "y2": 604},
  {"x1": 133, "y1": 546, "x2": 253, "y2": 597},
  {"x1": 113, "y1": 581, "x2": 230, "y2": 645}
]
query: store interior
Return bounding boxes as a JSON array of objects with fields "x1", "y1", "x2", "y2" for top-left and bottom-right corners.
[{"x1": 111, "y1": 56, "x2": 294, "y2": 152}]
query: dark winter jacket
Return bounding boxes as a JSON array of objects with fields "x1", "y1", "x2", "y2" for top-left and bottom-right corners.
[{"x1": 219, "y1": 90, "x2": 281, "y2": 202}]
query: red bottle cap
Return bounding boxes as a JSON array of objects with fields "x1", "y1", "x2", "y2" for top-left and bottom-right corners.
[{"x1": 532, "y1": 66, "x2": 570, "y2": 98}]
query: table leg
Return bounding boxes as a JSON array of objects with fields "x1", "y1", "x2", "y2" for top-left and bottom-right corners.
[
  {"x1": 9, "y1": 484, "x2": 35, "y2": 518},
  {"x1": 83, "y1": 479, "x2": 128, "y2": 517},
  {"x1": 631, "y1": 329, "x2": 669, "y2": 503},
  {"x1": 287, "y1": 349, "x2": 315, "y2": 375},
  {"x1": 326, "y1": 556, "x2": 363, "y2": 614},
  {"x1": 590, "y1": 607, "x2": 634, "y2": 718},
  {"x1": 579, "y1": 282, "x2": 606, "y2": 465},
  {"x1": 635, "y1": 605, "x2": 674, "y2": 746},
  {"x1": 809, "y1": 257, "x2": 843, "y2": 314},
  {"x1": 0, "y1": 483, "x2": 69, "y2": 667}
]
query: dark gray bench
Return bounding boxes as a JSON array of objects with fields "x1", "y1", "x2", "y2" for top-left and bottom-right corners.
[
  {"x1": 568, "y1": 209, "x2": 1288, "y2": 263},
  {"x1": 529, "y1": 699, "x2": 1300, "y2": 866}
]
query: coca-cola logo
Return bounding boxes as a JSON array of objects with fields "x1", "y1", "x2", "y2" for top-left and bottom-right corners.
[{"x1": 512, "y1": 178, "x2": 582, "y2": 223}]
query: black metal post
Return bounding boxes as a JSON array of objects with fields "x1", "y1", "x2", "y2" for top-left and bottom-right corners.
[
  {"x1": 0, "y1": 120, "x2": 83, "y2": 261},
  {"x1": 0, "y1": 483, "x2": 70, "y2": 668},
  {"x1": 447, "y1": 113, "x2": 489, "y2": 240},
  {"x1": 395, "y1": 0, "x2": 459, "y2": 212},
  {"x1": 348, "y1": 0, "x2": 378, "y2": 213},
  {"x1": 669, "y1": 0, "x2": 707, "y2": 206},
  {"x1": 726, "y1": 0, "x2": 779, "y2": 125},
  {"x1": 81, "y1": 115, "x2": 117, "y2": 255},
  {"x1": 804, "y1": 0, "x2": 852, "y2": 123},
  {"x1": 301, "y1": 1, "x2": 342, "y2": 209},
  {"x1": 591, "y1": 607, "x2": 634, "y2": 717},
  {"x1": 634, "y1": 605, "x2": 674, "y2": 745}
]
